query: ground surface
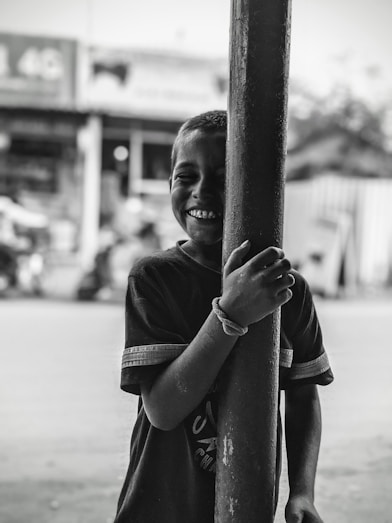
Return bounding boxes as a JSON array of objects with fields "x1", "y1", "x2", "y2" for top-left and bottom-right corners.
[{"x1": 0, "y1": 296, "x2": 391, "y2": 522}]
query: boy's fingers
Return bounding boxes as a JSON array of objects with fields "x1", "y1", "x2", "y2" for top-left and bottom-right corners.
[
  {"x1": 264, "y1": 260, "x2": 293, "y2": 281},
  {"x1": 247, "y1": 246, "x2": 285, "y2": 270},
  {"x1": 272, "y1": 273, "x2": 295, "y2": 294},
  {"x1": 274, "y1": 287, "x2": 293, "y2": 308},
  {"x1": 224, "y1": 240, "x2": 251, "y2": 275}
]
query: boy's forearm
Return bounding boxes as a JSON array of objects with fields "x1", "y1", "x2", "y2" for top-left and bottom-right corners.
[
  {"x1": 141, "y1": 310, "x2": 238, "y2": 431},
  {"x1": 285, "y1": 384, "x2": 321, "y2": 500}
]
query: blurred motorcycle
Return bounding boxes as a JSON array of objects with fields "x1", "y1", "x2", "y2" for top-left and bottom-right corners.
[
  {"x1": 76, "y1": 245, "x2": 112, "y2": 301},
  {"x1": 76, "y1": 221, "x2": 161, "y2": 301}
]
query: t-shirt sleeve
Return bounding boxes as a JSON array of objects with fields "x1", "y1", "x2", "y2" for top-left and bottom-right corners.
[
  {"x1": 120, "y1": 271, "x2": 188, "y2": 395},
  {"x1": 283, "y1": 272, "x2": 334, "y2": 388}
]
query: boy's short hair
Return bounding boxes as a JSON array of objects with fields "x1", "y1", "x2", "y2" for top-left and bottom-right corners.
[{"x1": 171, "y1": 110, "x2": 227, "y2": 171}]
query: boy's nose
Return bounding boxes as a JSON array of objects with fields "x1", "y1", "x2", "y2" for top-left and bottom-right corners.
[{"x1": 192, "y1": 177, "x2": 214, "y2": 199}]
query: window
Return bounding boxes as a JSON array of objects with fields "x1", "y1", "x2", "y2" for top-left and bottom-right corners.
[
  {"x1": 142, "y1": 143, "x2": 171, "y2": 181},
  {"x1": 0, "y1": 137, "x2": 64, "y2": 194}
]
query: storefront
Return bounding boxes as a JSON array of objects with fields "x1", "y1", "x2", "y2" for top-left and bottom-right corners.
[
  {"x1": 0, "y1": 32, "x2": 229, "y2": 267},
  {"x1": 80, "y1": 46, "x2": 228, "y2": 249},
  {"x1": 0, "y1": 32, "x2": 86, "y2": 254},
  {"x1": 0, "y1": 107, "x2": 85, "y2": 208}
]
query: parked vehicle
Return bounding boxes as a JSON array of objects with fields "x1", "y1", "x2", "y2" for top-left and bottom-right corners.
[
  {"x1": 0, "y1": 243, "x2": 18, "y2": 295},
  {"x1": 0, "y1": 195, "x2": 49, "y2": 297}
]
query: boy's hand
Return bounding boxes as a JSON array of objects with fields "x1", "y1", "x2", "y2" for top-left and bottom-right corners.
[
  {"x1": 285, "y1": 495, "x2": 324, "y2": 522},
  {"x1": 220, "y1": 240, "x2": 294, "y2": 328}
]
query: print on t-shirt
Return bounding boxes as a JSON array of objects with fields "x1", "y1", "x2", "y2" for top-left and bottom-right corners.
[{"x1": 186, "y1": 389, "x2": 218, "y2": 474}]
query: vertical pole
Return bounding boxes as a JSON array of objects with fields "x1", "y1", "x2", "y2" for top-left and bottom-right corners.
[
  {"x1": 215, "y1": 1, "x2": 292, "y2": 522},
  {"x1": 128, "y1": 127, "x2": 143, "y2": 196},
  {"x1": 80, "y1": 114, "x2": 102, "y2": 269}
]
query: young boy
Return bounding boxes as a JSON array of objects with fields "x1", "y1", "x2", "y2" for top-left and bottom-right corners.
[{"x1": 115, "y1": 110, "x2": 334, "y2": 523}]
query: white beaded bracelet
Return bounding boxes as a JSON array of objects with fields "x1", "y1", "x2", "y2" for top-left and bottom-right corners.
[{"x1": 212, "y1": 297, "x2": 249, "y2": 337}]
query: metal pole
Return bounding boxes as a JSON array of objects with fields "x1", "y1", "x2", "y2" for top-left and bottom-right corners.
[{"x1": 215, "y1": 1, "x2": 292, "y2": 522}]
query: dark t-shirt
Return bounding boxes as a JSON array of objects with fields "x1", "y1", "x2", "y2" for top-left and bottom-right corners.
[{"x1": 114, "y1": 242, "x2": 334, "y2": 523}]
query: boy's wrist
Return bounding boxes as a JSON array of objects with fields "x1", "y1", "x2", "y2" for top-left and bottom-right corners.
[
  {"x1": 215, "y1": 296, "x2": 248, "y2": 331},
  {"x1": 219, "y1": 295, "x2": 244, "y2": 326},
  {"x1": 288, "y1": 480, "x2": 315, "y2": 502},
  {"x1": 212, "y1": 297, "x2": 248, "y2": 336}
]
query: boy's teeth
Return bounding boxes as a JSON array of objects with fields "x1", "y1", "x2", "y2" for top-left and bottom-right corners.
[{"x1": 189, "y1": 209, "x2": 217, "y2": 219}]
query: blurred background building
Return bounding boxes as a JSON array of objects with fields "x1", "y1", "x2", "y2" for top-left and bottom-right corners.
[
  {"x1": 0, "y1": 30, "x2": 228, "y2": 298},
  {"x1": 0, "y1": 0, "x2": 391, "y2": 299}
]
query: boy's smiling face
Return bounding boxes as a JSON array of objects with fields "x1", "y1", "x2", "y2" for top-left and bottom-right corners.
[{"x1": 171, "y1": 129, "x2": 226, "y2": 250}]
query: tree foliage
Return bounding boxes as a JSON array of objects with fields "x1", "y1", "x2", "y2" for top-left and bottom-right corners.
[{"x1": 288, "y1": 79, "x2": 391, "y2": 152}]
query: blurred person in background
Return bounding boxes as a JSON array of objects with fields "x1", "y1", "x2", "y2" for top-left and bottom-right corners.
[
  {"x1": 109, "y1": 220, "x2": 162, "y2": 293},
  {"x1": 77, "y1": 195, "x2": 162, "y2": 301}
]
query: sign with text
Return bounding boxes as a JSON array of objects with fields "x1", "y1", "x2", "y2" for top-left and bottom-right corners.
[
  {"x1": 0, "y1": 32, "x2": 77, "y2": 109},
  {"x1": 81, "y1": 47, "x2": 228, "y2": 120}
]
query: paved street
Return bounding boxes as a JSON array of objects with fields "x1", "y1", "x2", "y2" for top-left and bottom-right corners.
[{"x1": 0, "y1": 297, "x2": 391, "y2": 522}]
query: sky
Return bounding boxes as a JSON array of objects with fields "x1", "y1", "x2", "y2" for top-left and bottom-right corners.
[{"x1": 0, "y1": 0, "x2": 391, "y2": 101}]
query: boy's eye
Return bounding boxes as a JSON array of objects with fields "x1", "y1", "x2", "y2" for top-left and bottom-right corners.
[{"x1": 175, "y1": 171, "x2": 197, "y2": 181}]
